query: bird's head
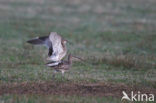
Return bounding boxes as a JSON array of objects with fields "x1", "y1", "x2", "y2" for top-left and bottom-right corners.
[
  {"x1": 62, "y1": 39, "x2": 67, "y2": 44},
  {"x1": 62, "y1": 39, "x2": 73, "y2": 45}
]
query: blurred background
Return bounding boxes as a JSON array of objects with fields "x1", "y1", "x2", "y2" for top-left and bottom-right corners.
[{"x1": 0, "y1": 0, "x2": 156, "y2": 102}]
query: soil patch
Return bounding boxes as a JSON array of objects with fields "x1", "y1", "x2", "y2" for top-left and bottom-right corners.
[{"x1": 0, "y1": 81, "x2": 155, "y2": 97}]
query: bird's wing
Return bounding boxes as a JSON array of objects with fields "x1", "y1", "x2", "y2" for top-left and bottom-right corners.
[
  {"x1": 46, "y1": 61, "x2": 61, "y2": 67},
  {"x1": 27, "y1": 36, "x2": 52, "y2": 48},
  {"x1": 49, "y1": 32, "x2": 64, "y2": 56},
  {"x1": 27, "y1": 36, "x2": 53, "y2": 56}
]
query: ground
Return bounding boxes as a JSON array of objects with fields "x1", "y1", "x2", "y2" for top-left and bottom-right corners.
[{"x1": 0, "y1": 0, "x2": 156, "y2": 102}]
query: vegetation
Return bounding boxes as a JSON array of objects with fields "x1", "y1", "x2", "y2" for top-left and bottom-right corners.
[{"x1": 0, "y1": 0, "x2": 156, "y2": 102}]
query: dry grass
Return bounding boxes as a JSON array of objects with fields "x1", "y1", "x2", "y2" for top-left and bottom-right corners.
[{"x1": 87, "y1": 53, "x2": 156, "y2": 69}]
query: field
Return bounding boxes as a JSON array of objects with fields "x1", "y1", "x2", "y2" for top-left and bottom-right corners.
[{"x1": 0, "y1": 0, "x2": 156, "y2": 102}]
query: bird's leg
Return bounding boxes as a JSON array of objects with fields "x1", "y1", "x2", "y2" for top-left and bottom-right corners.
[
  {"x1": 66, "y1": 72, "x2": 70, "y2": 81},
  {"x1": 52, "y1": 70, "x2": 57, "y2": 79},
  {"x1": 61, "y1": 70, "x2": 65, "y2": 76},
  {"x1": 61, "y1": 70, "x2": 65, "y2": 81}
]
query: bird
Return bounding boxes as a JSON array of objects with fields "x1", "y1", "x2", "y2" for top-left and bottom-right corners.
[
  {"x1": 46, "y1": 53, "x2": 72, "y2": 76},
  {"x1": 46, "y1": 53, "x2": 84, "y2": 77},
  {"x1": 27, "y1": 32, "x2": 67, "y2": 66}
]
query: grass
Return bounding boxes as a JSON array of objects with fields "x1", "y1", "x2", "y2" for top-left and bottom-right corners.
[
  {"x1": 0, "y1": 0, "x2": 156, "y2": 102},
  {"x1": 0, "y1": 94, "x2": 121, "y2": 103}
]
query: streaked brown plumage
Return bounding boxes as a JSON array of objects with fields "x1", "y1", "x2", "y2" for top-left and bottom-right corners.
[{"x1": 46, "y1": 53, "x2": 72, "y2": 74}]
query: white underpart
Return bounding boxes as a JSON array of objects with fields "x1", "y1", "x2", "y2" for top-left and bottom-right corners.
[
  {"x1": 47, "y1": 61, "x2": 61, "y2": 66},
  {"x1": 49, "y1": 32, "x2": 64, "y2": 61},
  {"x1": 49, "y1": 54, "x2": 59, "y2": 61}
]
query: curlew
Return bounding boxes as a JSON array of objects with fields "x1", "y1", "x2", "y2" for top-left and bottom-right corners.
[
  {"x1": 46, "y1": 53, "x2": 84, "y2": 77},
  {"x1": 27, "y1": 32, "x2": 67, "y2": 66},
  {"x1": 46, "y1": 53, "x2": 72, "y2": 75}
]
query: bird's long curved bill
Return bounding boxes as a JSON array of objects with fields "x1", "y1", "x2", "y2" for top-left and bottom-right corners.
[{"x1": 71, "y1": 55, "x2": 85, "y2": 62}]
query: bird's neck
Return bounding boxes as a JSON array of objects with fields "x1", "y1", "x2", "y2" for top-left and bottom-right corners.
[{"x1": 61, "y1": 41, "x2": 67, "y2": 50}]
